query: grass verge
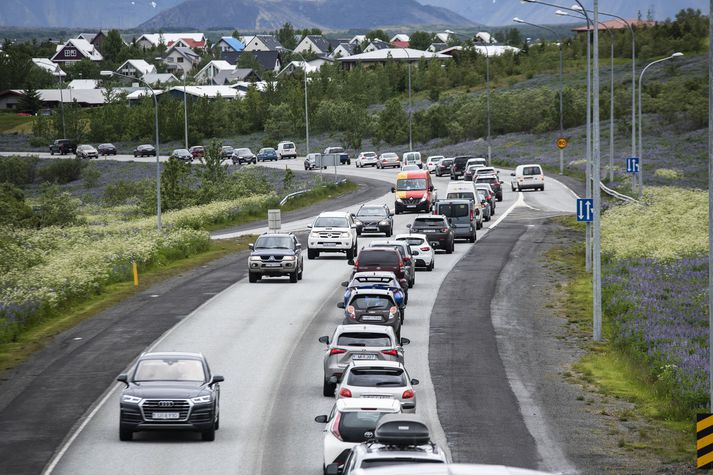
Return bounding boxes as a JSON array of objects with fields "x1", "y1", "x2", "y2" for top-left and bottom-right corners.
[{"x1": 0, "y1": 113, "x2": 33, "y2": 134}]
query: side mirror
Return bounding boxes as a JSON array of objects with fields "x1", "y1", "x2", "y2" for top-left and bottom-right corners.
[
  {"x1": 399, "y1": 279, "x2": 408, "y2": 289},
  {"x1": 340, "y1": 281, "x2": 349, "y2": 287},
  {"x1": 314, "y1": 415, "x2": 329, "y2": 423},
  {"x1": 326, "y1": 464, "x2": 341, "y2": 475},
  {"x1": 410, "y1": 378, "x2": 420, "y2": 386},
  {"x1": 406, "y1": 224, "x2": 412, "y2": 229},
  {"x1": 296, "y1": 243, "x2": 302, "y2": 249},
  {"x1": 337, "y1": 302, "x2": 345, "y2": 309},
  {"x1": 318, "y1": 335, "x2": 330, "y2": 344},
  {"x1": 400, "y1": 337, "x2": 411, "y2": 346},
  {"x1": 429, "y1": 185, "x2": 434, "y2": 191},
  {"x1": 328, "y1": 376, "x2": 338, "y2": 384},
  {"x1": 248, "y1": 243, "x2": 254, "y2": 251},
  {"x1": 307, "y1": 224, "x2": 312, "y2": 229},
  {"x1": 510, "y1": 172, "x2": 516, "y2": 176},
  {"x1": 117, "y1": 374, "x2": 129, "y2": 386},
  {"x1": 390, "y1": 187, "x2": 395, "y2": 193},
  {"x1": 351, "y1": 224, "x2": 357, "y2": 229},
  {"x1": 210, "y1": 375, "x2": 224, "y2": 386}
]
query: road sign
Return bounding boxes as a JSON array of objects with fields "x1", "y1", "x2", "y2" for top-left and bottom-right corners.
[
  {"x1": 625, "y1": 157, "x2": 640, "y2": 173},
  {"x1": 556, "y1": 137, "x2": 568, "y2": 150},
  {"x1": 576, "y1": 198, "x2": 593, "y2": 222},
  {"x1": 697, "y1": 414, "x2": 713, "y2": 468},
  {"x1": 268, "y1": 209, "x2": 281, "y2": 232}
]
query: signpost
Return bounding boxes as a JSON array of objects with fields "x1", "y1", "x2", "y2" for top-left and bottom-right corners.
[
  {"x1": 626, "y1": 157, "x2": 640, "y2": 173},
  {"x1": 576, "y1": 198, "x2": 594, "y2": 223},
  {"x1": 268, "y1": 209, "x2": 281, "y2": 233}
]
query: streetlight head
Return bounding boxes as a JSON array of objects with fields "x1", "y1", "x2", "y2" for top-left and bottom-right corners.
[
  {"x1": 513, "y1": 17, "x2": 524, "y2": 23},
  {"x1": 671, "y1": 52, "x2": 684, "y2": 58},
  {"x1": 99, "y1": 70, "x2": 114, "y2": 77},
  {"x1": 555, "y1": 9, "x2": 569, "y2": 16},
  {"x1": 570, "y1": 4, "x2": 583, "y2": 11}
]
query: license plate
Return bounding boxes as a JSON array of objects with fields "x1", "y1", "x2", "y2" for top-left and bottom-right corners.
[
  {"x1": 362, "y1": 395, "x2": 391, "y2": 399},
  {"x1": 364, "y1": 227, "x2": 378, "y2": 231},
  {"x1": 323, "y1": 243, "x2": 336, "y2": 247},
  {"x1": 352, "y1": 354, "x2": 377, "y2": 360},
  {"x1": 406, "y1": 205, "x2": 416, "y2": 208},
  {"x1": 152, "y1": 412, "x2": 179, "y2": 420},
  {"x1": 422, "y1": 229, "x2": 435, "y2": 233},
  {"x1": 361, "y1": 315, "x2": 383, "y2": 321},
  {"x1": 264, "y1": 263, "x2": 281, "y2": 267},
  {"x1": 525, "y1": 177, "x2": 533, "y2": 180}
]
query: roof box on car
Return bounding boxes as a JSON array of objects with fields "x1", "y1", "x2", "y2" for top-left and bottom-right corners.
[{"x1": 374, "y1": 414, "x2": 431, "y2": 446}]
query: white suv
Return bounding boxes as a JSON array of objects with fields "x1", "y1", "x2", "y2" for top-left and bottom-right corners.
[
  {"x1": 277, "y1": 141, "x2": 297, "y2": 160},
  {"x1": 308, "y1": 211, "x2": 358, "y2": 261}
]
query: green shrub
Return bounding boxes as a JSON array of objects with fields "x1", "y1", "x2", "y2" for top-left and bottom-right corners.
[
  {"x1": 39, "y1": 158, "x2": 85, "y2": 184},
  {"x1": 0, "y1": 183, "x2": 34, "y2": 226},
  {"x1": 103, "y1": 179, "x2": 151, "y2": 206},
  {"x1": 81, "y1": 162, "x2": 101, "y2": 188},
  {"x1": 33, "y1": 184, "x2": 84, "y2": 227},
  {"x1": 0, "y1": 155, "x2": 38, "y2": 186}
]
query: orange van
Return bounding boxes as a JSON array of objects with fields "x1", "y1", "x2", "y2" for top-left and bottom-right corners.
[{"x1": 390, "y1": 170, "x2": 436, "y2": 214}]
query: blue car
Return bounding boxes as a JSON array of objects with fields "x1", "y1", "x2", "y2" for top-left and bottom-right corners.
[
  {"x1": 341, "y1": 272, "x2": 408, "y2": 322},
  {"x1": 257, "y1": 147, "x2": 278, "y2": 162}
]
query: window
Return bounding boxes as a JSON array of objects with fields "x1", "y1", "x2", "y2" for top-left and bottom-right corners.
[
  {"x1": 396, "y1": 178, "x2": 427, "y2": 191},
  {"x1": 254, "y1": 235, "x2": 294, "y2": 250},
  {"x1": 313, "y1": 217, "x2": 349, "y2": 228},
  {"x1": 447, "y1": 192, "x2": 475, "y2": 201},
  {"x1": 523, "y1": 166, "x2": 541, "y2": 176},
  {"x1": 350, "y1": 295, "x2": 393, "y2": 311},
  {"x1": 337, "y1": 332, "x2": 391, "y2": 347},
  {"x1": 397, "y1": 237, "x2": 424, "y2": 246},
  {"x1": 437, "y1": 203, "x2": 469, "y2": 218},
  {"x1": 414, "y1": 218, "x2": 447, "y2": 227},
  {"x1": 357, "y1": 207, "x2": 387, "y2": 218},
  {"x1": 347, "y1": 369, "x2": 406, "y2": 387},
  {"x1": 134, "y1": 358, "x2": 205, "y2": 382},
  {"x1": 358, "y1": 250, "x2": 399, "y2": 266},
  {"x1": 177, "y1": 57, "x2": 184, "y2": 63},
  {"x1": 361, "y1": 459, "x2": 445, "y2": 467},
  {"x1": 339, "y1": 412, "x2": 388, "y2": 443}
]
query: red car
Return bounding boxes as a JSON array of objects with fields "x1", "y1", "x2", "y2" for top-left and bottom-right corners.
[
  {"x1": 352, "y1": 248, "x2": 406, "y2": 282},
  {"x1": 189, "y1": 145, "x2": 205, "y2": 159}
]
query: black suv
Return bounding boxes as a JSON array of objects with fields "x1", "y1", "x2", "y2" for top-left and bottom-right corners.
[
  {"x1": 248, "y1": 233, "x2": 304, "y2": 283},
  {"x1": 409, "y1": 216, "x2": 455, "y2": 253},
  {"x1": 450, "y1": 156, "x2": 474, "y2": 180},
  {"x1": 231, "y1": 147, "x2": 257, "y2": 164},
  {"x1": 354, "y1": 204, "x2": 393, "y2": 236},
  {"x1": 49, "y1": 139, "x2": 76, "y2": 155},
  {"x1": 117, "y1": 352, "x2": 223, "y2": 441},
  {"x1": 134, "y1": 144, "x2": 156, "y2": 157},
  {"x1": 435, "y1": 158, "x2": 453, "y2": 177},
  {"x1": 475, "y1": 175, "x2": 503, "y2": 201}
]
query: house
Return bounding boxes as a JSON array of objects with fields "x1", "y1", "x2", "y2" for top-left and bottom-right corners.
[
  {"x1": 163, "y1": 46, "x2": 201, "y2": 75},
  {"x1": 32, "y1": 58, "x2": 65, "y2": 77},
  {"x1": 427, "y1": 42, "x2": 448, "y2": 53},
  {"x1": 51, "y1": 38, "x2": 103, "y2": 63},
  {"x1": 350, "y1": 35, "x2": 367, "y2": 45},
  {"x1": 116, "y1": 59, "x2": 157, "y2": 79},
  {"x1": 277, "y1": 58, "x2": 330, "y2": 76},
  {"x1": 211, "y1": 68, "x2": 260, "y2": 85},
  {"x1": 142, "y1": 73, "x2": 178, "y2": 86},
  {"x1": 242, "y1": 35, "x2": 283, "y2": 52},
  {"x1": 136, "y1": 33, "x2": 206, "y2": 50},
  {"x1": 215, "y1": 36, "x2": 245, "y2": 53},
  {"x1": 221, "y1": 50, "x2": 282, "y2": 73},
  {"x1": 194, "y1": 60, "x2": 236, "y2": 84},
  {"x1": 338, "y1": 48, "x2": 451, "y2": 69},
  {"x1": 0, "y1": 88, "x2": 117, "y2": 110},
  {"x1": 440, "y1": 44, "x2": 521, "y2": 57},
  {"x1": 166, "y1": 85, "x2": 243, "y2": 101},
  {"x1": 76, "y1": 31, "x2": 112, "y2": 50},
  {"x1": 294, "y1": 35, "x2": 332, "y2": 56},
  {"x1": 434, "y1": 30, "x2": 455, "y2": 43},
  {"x1": 67, "y1": 79, "x2": 100, "y2": 89},
  {"x1": 572, "y1": 18, "x2": 655, "y2": 33},
  {"x1": 363, "y1": 39, "x2": 390, "y2": 53},
  {"x1": 331, "y1": 43, "x2": 356, "y2": 58},
  {"x1": 390, "y1": 34, "x2": 410, "y2": 48}
]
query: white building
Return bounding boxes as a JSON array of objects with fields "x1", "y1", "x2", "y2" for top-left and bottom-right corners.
[
  {"x1": 194, "y1": 60, "x2": 236, "y2": 84},
  {"x1": 116, "y1": 59, "x2": 157, "y2": 79}
]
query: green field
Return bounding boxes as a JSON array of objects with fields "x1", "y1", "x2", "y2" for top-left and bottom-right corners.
[{"x1": 0, "y1": 113, "x2": 33, "y2": 134}]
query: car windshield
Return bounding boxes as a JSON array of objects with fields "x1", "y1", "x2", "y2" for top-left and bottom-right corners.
[
  {"x1": 396, "y1": 237, "x2": 425, "y2": 246},
  {"x1": 441, "y1": 160, "x2": 453, "y2": 166},
  {"x1": 339, "y1": 412, "x2": 389, "y2": 443},
  {"x1": 100, "y1": 143, "x2": 112, "y2": 147},
  {"x1": 363, "y1": 152, "x2": 376, "y2": 158},
  {"x1": 350, "y1": 295, "x2": 394, "y2": 310},
  {"x1": 414, "y1": 218, "x2": 446, "y2": 227},
  {"x1": 438, "y1": 203, "x2": 469, "y2": 217},
  {"x1": 454, "y1": 157, "x2": 472, "y2": 165},
  {"x1": 347, "y1": 368, "x2": 406, "y2": 387},
  {"x1": 362, "y1": 460, "x2": 445, "y2": 467},
  {"x1": 260, "y1": 148, "x2": 275, "y2": 153},
  {"x1": 523, "y1": 166, "x2": 541, "y2": 176},
  {"x1": 447, "y1": 192, "x2": 475, "y2": 200},
  {"x1": 476, "y1": 186, "x2": 493, "y2": 193},
  {"x1": 174, "y1": 149, "x2": 189, "y2": 154},
  {"x1": 134, "y1": 358, "x2": 205, "y2": 382},
  {"x1": 396, "y1": 178, "x2": 426, "y2": 191},
  {"x1": 358, "y1": 250, "x2": 399, "y2": 266},
  {"x1": 358, "y1": 207, "x2": 388, "y2": 218},
  {"x1": 370, "y1": 243, "x2": 406, "y2": 257},
  {"x1": 313, "y1": 217, "x2": 349, "y2": 228},
  {"x1": 382, "y1": 153, "x2": 397, "y2": 159},
  {"x1": 337, "y1": 332, "x2": 392, "y2": 347},
  {"x1": 254, "y1": 235, "x2": 293, "y2": 249},
  {"x1": 222, "y1": 146, "x2": 233, "y2": 151},
  {"x1": 282, "y1": 143, "x2": 295, "y2": 149},
  {"x1": 236, "y1": 148, "x2": 251, "y2": 154},
  {"x1": 477, "y1": 177, "x2": 498, "y2": 184}
]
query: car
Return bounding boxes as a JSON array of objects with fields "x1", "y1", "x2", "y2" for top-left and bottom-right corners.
[
  {"x1": 170, "y1": 148, "x2": 193, "y2": 162},
  {"x1": 248, "y1": 232, "x2": 303, "y2": 283},
  {"x1": 409, "y1": 215, "x2": 455, "y2": 254},
  {"x1": 338, "y1": 288, "x2": 402, "y2": 337},
  {"x1": 394, "y1": 233, "x2": 435, "y2": 271},
  {"x1": 402, "y1": 151, "x2": 422, "y2": 169},
  {"x1": 324, "y1": 146, "x2": 345, "y2": 154},
  {"x1": 49, "y1": 138, "x2": 76, "y2": 155},
  {"x1": 463, "y1": 164, "x2": 484, "y2": 182},
  {"x1": 338, "y1": 153, "x2": 351, "y2": 165},
  {"x1": 117, "y1": 352, "x2": 223, "y2": 442},
  {"x1": 445, "y1": 181, "x2": 479, "y2": 203},
  {"x1": 75, "y1": 144, "x2": 98, "y2": 159},
  {"x1": 426, "y1": 155, "x2": 444, "y2": 173},
  {"x1": 318, "y1": 324, "x2": 409, "y2": 396},
  {"x1": 341, "y1": 272, "x2": 408, "y2": 313},
  {"x1": 391, "y1": 170, "x2": 436, "y2": 215},
  {"x1": 220, "y1": 145, "x2": 234, "y2": 159},
  {"x1": 474, "y1": 174, "x2": 503, "y2": 201},
  {"x1": 257, "y1": 147, "x2": 278, "y2": 162},
  {"x1": 189, "y1": 145, "x2": 205, "y2": 159},
  {"x1": 435, "y1": 157, "x2": 453, "y2": 177},
  {"x1": 352, "y1": 464, "x2": 553, "y2": 475},
  {"x1": 277, "y1": 141, "x2": 297, "y2": 159},
  {"x1": 434, "y1": 199, "x2": 478, "y2": 242},
  {"x1": 366, "y1": 240, "x2": 416, "y2": 288},
  {"x1": 335, "y1": 361, "x2": 419, "y2": 411},
  {"x1": 400, "y1": 164, "x2": 420, "y2": 172},
  {"x1": 133, "y1": 144, "x2": 156, "y2": 157},
  {"x1": 327, "y1": 414, "x2": 447, "y2": 475},
  {"x1": 315, "y1": 398, "x2": 403, "y2": 472},
  {"x1": 355, "y1": 152, "x2": 378, "y2": 167},
  {"x1": 477, "y1": 189, "x2": 493, "y2": 222},
  {"x1": 97, "y1": 143, "x2": 117, "y2": 156},
  {"x1": 231, "y1": 147, "x2": 257, "y2": 164},
  {"x1": 352, "y1": 248, "x2": 406, "y2": 283},
  {"x1": 473, "y1": 166, "x2": 498, "y2": 179},
  {"x1": 376, "y1": 152, "x2": 400, "y2": 169},
  {"x1": 308, "y1": 211, "x2": 358, "y2": 261},
  {"x1": 304, "y1": 152, "x2": 323, "y2": 170},
  {"x1": 450, "y1": 156, "x2": 474, "y2": 180},
  {"x1": 475, "y1": 184, "x2": 497, "y2": 214},
  {"x1": 511, "y1": 164, "x2": 545, "y2": 191},
  {"x1": 354, "y1": 204, "x2": 393, "y2": 236}
]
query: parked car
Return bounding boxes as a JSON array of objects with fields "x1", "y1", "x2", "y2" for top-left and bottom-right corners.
[
  {"x1": 49, "y1": 139, "x2": 76, "y2": 155},
  {"x1": 391, "y1": 170, "x2": 436, "y2": 214},
  {"x1": 277, "y1": 141, "x2": 297, "y2": 160},
  {"x1": 341, "y1": 272, "x2": 408, "y2": 314},
  {"x1": 248, "y1": 233, "x2": 303, "y2": 283},
  {"x1": 133, "y1": 144, "x2": 156, "y2": 157},
  {"x1": 318, "y1": 325, "x2": 408, "y2": 396},
  {"x1": 189, "y1": 146, "x2": 205, "y2": 159},
  {"x1": 308, "y1": 211, "x2": 358, "y2": 261},
  {"x1": 355, "y1": 152, "x2": 378, "y2": 167},
  {"x1": 170, "y1": 148, "x2": 193, "y2": 162},
  {"x1": 231, "y1": 147, "x2": 257, "y2": 164},
  {"x1": 220, "y1": 145, "x2": 234, "y2": 159},
  {"x1": 376, "y1": 152, "x2": 400, "y2": 169},
  {"x1": 367, "y1": 240, "x2": 416, "y2": 288},
  {"x1": 409, "y1": 215, "x2": 455, "y2": 253},
  {"x1": 434, "y1": 199, "x2": 478, "y2": 242},
  {"x1": 334, "y1": 361, "x2": 418, "y2": 411},
  {"x1": 76, "y1": 144, "x2": 98, "y2": 159},
  {"x1": 97, "y1": 143, "x2": 117, "y2": 156},
  {"x1": 352, "y1": 248, "x2": 407, "y2": 285},
  {"x1": 402, "y1": 151, "x2": 422, "y2": 169},
  {"x1": 257, "y1": 147, "x2": 278, "y2": 162},
  {"x1": 435, "y1": 158, "x2": 453, "y2": 177},
  {"x1": 426, "y1": 155, "x2": 444, "y2": 173},
  {"x1": 117, "y1": 352, "x2": 223, "y2": 441},
  {"x1": 450, "y1": 156, "x2": 474, "y2": 180},
  {"x1": 511, "y1": 164, "x2": 545, "y2": 191},
  {"x1": 354, "y1": 204, "x2": 393, "y2": 236},
  {"x1": 315, "y1": 398, "x2": 402, "y2": 470},
  {"x1": 304, "y1": 152, "x2": 323, "y2": 170},
  {"x1": 324, "y1": 146, "x2": 345, "y2": 154},
  {"x1": 394, "y1": 233, "x2": 435, "y2": 271},
  {"x1": 475, "y1": 174, "x2": 503, "y2": 201}
]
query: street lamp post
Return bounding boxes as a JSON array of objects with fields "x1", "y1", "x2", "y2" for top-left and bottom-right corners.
[
  {"x1": 101, "y1": 70, "x2": 162, "y2": 232},
  {"x1": 513, "y1": 17, "x2": 564, "y2": 175},
  {"x1": 295, "y1": 53, "x2": 313, "y2": 177},
  {"x1": 57, "y1": 71, "x2": 66, "y2": 138},
  {"x1": 485, "y1": 39, "x2": 492, "y2": 166},
  {"x1": 638, "y1": 53, "x2": 684, "y2": 196},
  {"x1": 183, "y1": 73, "x2": 189, "y2": 149},
  {"x1": 401, "y1": 48, "x2": 414, "y2": 152}
]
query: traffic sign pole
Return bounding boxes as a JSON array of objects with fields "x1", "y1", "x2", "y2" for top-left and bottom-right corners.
[
  {"x1": 592, "y1": 0, "x2": 602, "y2": 342},
  {"x1": 707, "y1": 0, "x2": 712, "y2": 412},
  {"x1": 556, "y1": 137, "x2": 568, "y2": 176}
]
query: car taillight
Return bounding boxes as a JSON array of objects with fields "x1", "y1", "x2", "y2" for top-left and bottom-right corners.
[
  {"x1": 470, "y1": 209, "x2": 474, "y2": 220},
  {"x1": 339, "y1": 388, "x2": 352, "y2": 398},
  {"x1": 330, "y1": 348, "x2": 347, "y2": 355},
  {"x1": 382, "y1": 349, "x2": 398, "y2": 356},
  {"x1": 403, "y1": 256, "x2": 411, "y2": 262},
  {"x1": 420, "y1": 246, "x2": 430, "y2": 251},
  {"x1": 402, "y1": 389, "x2": 415, "y2": 399},
  {"x1": 353, "y1": 260, "x2": 358, "y2": 267},
  {"x1": 399, "y1": 261, "x2": 404, "y2": 268},
  {"x1": 330, "y1": 411, "x2": 343, "y2": 441}
]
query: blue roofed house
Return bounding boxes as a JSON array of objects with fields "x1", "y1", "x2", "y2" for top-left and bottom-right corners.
[{"x1": 216, "y1": 36, "x2": 245, "y2": 54}]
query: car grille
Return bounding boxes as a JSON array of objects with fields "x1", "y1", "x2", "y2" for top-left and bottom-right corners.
[
  {"x1": 402, "y1": 198, "x2": 420, "y2": 205},
  {"x1": 318, "y1": 232, "x2": 342, "y2": 239},
  {"x1": 141, "y1": 399, "x2": 191, "y2": 422},
  {"x1": 260, "y1": 255, "x2": 284, "y2": 261}
]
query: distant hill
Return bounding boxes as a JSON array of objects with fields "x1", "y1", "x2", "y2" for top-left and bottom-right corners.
[{"x1": 138, "y1": 0, "x2": 475, "y2": 30}]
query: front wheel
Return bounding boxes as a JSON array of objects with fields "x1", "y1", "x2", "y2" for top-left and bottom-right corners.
[
  {"x1": 289, "y1": 271, "x2": 298, "y2": 283},
  {"x1": 308, "y1": 249, "x2": 318, "y2": 260},
  {"x1": 248, "y1": 273, "x2": 259, "y2": 283},
  {"x1": 323, "y1": 379, "x2": 336, "y2": 397},
  {"x1": 119, "y1": 428, "x2": 133, "y2": 441}
]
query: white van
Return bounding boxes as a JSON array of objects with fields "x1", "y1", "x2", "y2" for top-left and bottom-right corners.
[
  {"x1": 277, "y1": 141, "x2": 297, "y2": 159},
  {"x1": 402, "y1": 151, "x2": 423, "y2": 169},
  {"x1": 445, "y1": 181, "x2": 478, "y2": 201},
  {"x1": 511, "y1": 164, "x2": 544, "y2": 191}
]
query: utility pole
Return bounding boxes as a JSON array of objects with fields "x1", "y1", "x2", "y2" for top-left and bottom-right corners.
[
  {"x1": 585, "y1": 28, "x2": 592, "y2": 273},
  {"x1": 592, "y1": 0, "x2": 602, "y2": 341},
  {"x1": 707, "y1": 0, "x2": 712, "y2": 411}
]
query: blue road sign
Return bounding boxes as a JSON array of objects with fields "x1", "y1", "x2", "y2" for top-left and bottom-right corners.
[
  {"x1": 626, "y1": 157, "x2": 640, "y2": 173},
  {"x1": 577, "y1": 198, "x2": 594, "y2": 222}
]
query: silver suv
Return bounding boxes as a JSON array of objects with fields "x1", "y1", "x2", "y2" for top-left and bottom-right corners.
[
  {"x1": 248, "y1": 233, "x2": 304, "y2": 283},
  {"x1": 326, "y1": 414, "x2": 447, "y2": 474},
  {"x1": 308, "y1": 212, "x2": 358, "y2": 261},
  {"x1": 319, "y1": 324, "x2": 410, "y2": 396}
]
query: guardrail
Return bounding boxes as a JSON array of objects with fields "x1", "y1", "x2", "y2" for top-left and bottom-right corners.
[
  {"x1": 278, "y1": 178, "x2": 348, "y2": 206},
  {"x1": 599, "y1": 181, "x2": 641, "y2": 204}
]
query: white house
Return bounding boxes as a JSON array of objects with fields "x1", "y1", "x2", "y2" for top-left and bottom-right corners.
[
  {"x1": 116, "y1": 59, "x2": 156, "y2": 79},
  {"x1": 363, "y1": 39, "x2": 390, "y2": 53},
  {"x1": 277, "y1": 58, "x2": 330, "y2": 76},
  {"x1": 67, "y1": 79, "x2": 100, "y2": 89},
  {"x1": 242, "y1": 35, "x2": 283, "y2": 52},
  {"x1": 51, "y1": 38, "x2": 103, "y2": 63},
  {"x1": 338, "y1": 48, "x2": 452, "y2": 69},
  {"x1": 163, "y1": 46, "x2": 201, "y2": 75},
  {"x1": 350, "y1": 35, "x2": 367, "y2": 45},
  {"x1": 293, "y1": 35, "x2": 331, "y2": 56},
  {"x1": 331, "y1": 43, "x2": 356, "y2": 58},
  {"x1": 136, "y1": 33, "x2": 206, "y2": 49},
  {"x1": 194, "y1": 60, "x2": 236, "y2": 84},
  {"x1": 142, "y1": 73, "x2": 178, "y2": 86},
  {"x1": 434, "y1": 30, "x2": 455, "y2": 43},
  {"x1": 32, "y1": 58, "x2": 65, "y2": 77}
]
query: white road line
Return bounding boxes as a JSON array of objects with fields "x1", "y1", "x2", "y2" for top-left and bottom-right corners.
[{"x1": 487, "y1": 192, "x2": 524, "y2": 232}]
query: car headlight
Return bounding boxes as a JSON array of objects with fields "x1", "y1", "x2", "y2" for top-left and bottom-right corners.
[
  {"x1": 191, "y1": 395, "x2": 211, "y2": 404},
  {"x1": 379, "y1": 220, "x2": 390, "y2": 225},
  {"x1": 249, "y1": 256, "x2": 261, "y2": 261},
  {"x1": 395, "y1": 196, "x2": 403, "y2": 203},
  {"x1": 355, "y1": 220, "x2": 363, "y2": 226},
  {"x1": 340, "y1": 232, "x2": 350, "y2": 238},
  {"x1": 282, "y1": 255, "x2": 296, "y2": 261},
  {"x1": 419, "y1": 194, "x2": 427, "y2": 202},
  {"x1": 309, "y1": 232, "x2": 319, "y2": 239},
  {"x1": 122, "y1": 395, "x2": 142, "y2": 404}
]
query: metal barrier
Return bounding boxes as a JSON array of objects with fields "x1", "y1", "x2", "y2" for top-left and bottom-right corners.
[
  {"x1": 278, "y1": 178, "x2": 348, "y2": 206},
  {"x1": 599, "y1": 181, "x2": 641, "y2": 204}
]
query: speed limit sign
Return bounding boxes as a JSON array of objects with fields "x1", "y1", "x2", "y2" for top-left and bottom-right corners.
[{"x1": 556, "y1": 137, "x2": 568, "y2": 149}]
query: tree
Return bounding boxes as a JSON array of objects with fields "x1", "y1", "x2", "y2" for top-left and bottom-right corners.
[
  {"x1": 232, "y1": 30, "x2": 241, "y2": 39},
  {"x1": 277, "y1": 22, "x2": 297, "y2": 50},
  {"x1": 366, "y1": 30, "x2": 389, "y2": 42},
  {"x1": 376, "y1": 98, "x2": 408, "y2": 144},
  {"x1": 102, "y1": 29, "x2": 125, "y2": 64},
  {"x1": 18, "y1": 86, "x2": 42, "y2": 114},
  {"x1": 0, "y1": 184, "x2": 34, "y2": 227},
  {"x1": 409, "y1": 31, "x2": 433, "y2": 51},
  {"x1": 160, "y1": 157, "x2": 193, "y2": 210}
]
